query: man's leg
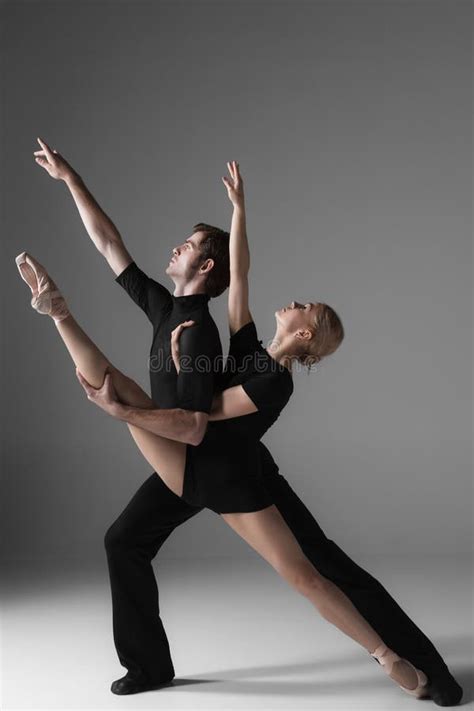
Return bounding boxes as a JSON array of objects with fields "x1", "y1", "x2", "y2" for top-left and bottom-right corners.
[
  {"x1": 258, "y1": 446, "x2": 450, "y2": 680},
  {"x1": 104, "y1": 471, "x2": 203, "y2": 684}
]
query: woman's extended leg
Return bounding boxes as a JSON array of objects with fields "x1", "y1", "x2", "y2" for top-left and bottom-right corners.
[
  {"x1": 220, "y1": 505, "x2": 428, "y2": 697},
  {"x1": 16, "y1": 252, "x2": 187, "y2": 496},
  {"x1": 56, "y1": 315, "x2": 187, "y2": 497}
]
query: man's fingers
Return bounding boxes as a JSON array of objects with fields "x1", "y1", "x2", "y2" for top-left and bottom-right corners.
[
  {"x1": 75, "y1": 367, "x2": 91, "y2": 389},
  {"x1": 75, "y1": 368, "x2": 87, "y2": 385}
]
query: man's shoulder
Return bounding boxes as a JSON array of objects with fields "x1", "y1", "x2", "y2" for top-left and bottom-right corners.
[
  {"x1": 193, "y1": 307, "x2": 220, "y2": 334},
  {"x1": 180, "y1": 311, "x2": 221, "y2": 350}
]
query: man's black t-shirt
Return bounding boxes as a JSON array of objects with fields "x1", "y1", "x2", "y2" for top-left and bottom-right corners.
[{"x1": 115, "y1": 261, "x2": 223, "y2": 414}]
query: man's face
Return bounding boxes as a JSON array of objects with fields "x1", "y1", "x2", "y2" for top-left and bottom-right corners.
[{"x1": 165, "y1": 231, "x2": 207, "y2": 282}]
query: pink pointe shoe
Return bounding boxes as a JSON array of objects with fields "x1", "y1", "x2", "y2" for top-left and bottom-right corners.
[
  {"x1": 15, "y1": 251, "x2": 70, "y2": 323},
  {"x1": 371, "y1": 643, "x2": 429, "y2": 699}
]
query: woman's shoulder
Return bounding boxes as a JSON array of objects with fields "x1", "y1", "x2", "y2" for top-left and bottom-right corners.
[
  {"x1": 230, "y1": 319, "x2": 258, "y2": 341},
  {"x1": 228, "y1": 319, "x2": 262, "y2": 354}
]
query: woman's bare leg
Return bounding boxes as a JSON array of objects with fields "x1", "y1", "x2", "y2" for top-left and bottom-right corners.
[
  {"x1": 54, "y1": 313, "x2": 187, "y2": 497},
  {"x1": 15, "y1": 252, "x2": 187, "y2": 494},
  {"x1": 221, "y1": 505, "x2": 420, "y2": 691}
]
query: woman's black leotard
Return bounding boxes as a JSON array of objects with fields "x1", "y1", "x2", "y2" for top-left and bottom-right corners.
[{"x1": 182, "y1": 321, "x2": 294, "y2": 513}]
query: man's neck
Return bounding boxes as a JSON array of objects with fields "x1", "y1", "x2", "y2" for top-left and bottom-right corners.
[{"x1": 172, "y1": 279, "x2": 208, "y2": 297}]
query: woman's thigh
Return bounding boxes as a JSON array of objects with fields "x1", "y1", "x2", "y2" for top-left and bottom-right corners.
[
  {"x1": 220, "y1": 505, "x2": 325, "y2": 593},
  {"x1": 106, "y1": 365, "x2": 188, "y2": 498},
  {"x1": 127, "y1": 425, "x2": 187, "y2": 498}
]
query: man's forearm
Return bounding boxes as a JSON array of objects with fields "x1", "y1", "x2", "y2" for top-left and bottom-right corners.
[
  {"x1": 115, "y1": 404, "x2": 200, "y2": 445},
  {"x1": 64, "y1": 172, "x2": 123, "y2": 255}
]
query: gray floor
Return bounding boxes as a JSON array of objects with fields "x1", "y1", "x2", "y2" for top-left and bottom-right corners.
[{"x1": 2, "y1": 555, "x2": 473, "y2": 710}]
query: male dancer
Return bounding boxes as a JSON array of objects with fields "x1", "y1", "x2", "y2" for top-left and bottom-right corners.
[
  {"x1": 33, "y1": 137, "x2": 228, "y2": 694},
  {"x1": 34, "y1": 138, "x2": 462, "y2": 705}
]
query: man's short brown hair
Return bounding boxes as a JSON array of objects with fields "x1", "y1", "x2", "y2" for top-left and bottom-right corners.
[{"x1": 192, "y1": 222, "x2": 230, "y2": 298}]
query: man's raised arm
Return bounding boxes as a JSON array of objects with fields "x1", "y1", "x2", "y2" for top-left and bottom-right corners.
[{"x1": 34, "y1": 136, "x2": 133, "y2": 276}]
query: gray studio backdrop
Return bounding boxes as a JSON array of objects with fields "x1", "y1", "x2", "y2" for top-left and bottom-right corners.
[{"x1": 1, "y1": 1, "x2": 471, "y2": 563}]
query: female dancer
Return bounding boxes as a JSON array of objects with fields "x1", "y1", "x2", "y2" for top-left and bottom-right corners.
[{"x1": 15, "y1": 160, "x2": 429, "y2": 700}]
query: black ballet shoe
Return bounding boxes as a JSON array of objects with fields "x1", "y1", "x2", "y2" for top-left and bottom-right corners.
[
  {"x1": 426, "y1": 671, "x2": 463, "y2": 707},
  {"x1": 111, "y1": 673, "x2": 175, "y2": 695}
]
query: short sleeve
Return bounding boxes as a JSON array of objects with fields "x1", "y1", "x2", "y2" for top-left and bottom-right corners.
[
  {"x1": 230, "y1": 320, "x2": 259, "y2": 350},
  {"x1": 176, "y1": 321, "x2": 222, "y2": 414},
  {"x1": 115, "y1": 261, "x2": 172, "y2": 326},
  {"x1": 225, "y1": 320, "x2": 261, "y2": 375},
  {"x1": 241, "y1": 370, "x2": 294, "y2": 412}
]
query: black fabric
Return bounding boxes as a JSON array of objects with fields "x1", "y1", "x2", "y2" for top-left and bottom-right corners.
[
  {"x1": 105, "y1": 466, "x2": 450, "y2": 684},
  {"x1": 221, "y1": 320, "x2": 294, "y2": 440},
  {"x1": 115, "y1": 271, "x2": 289, "y2": 511},
  {"x1": 181, "y1": 319, "x2": 294, "y2": 513},
  {"x1": 115, "y1": 261, "x2": 223, "y2": 413},
  {"x1": 182, "y1": 424, "x2": 274, "y2": 513},
  {"x1": 256, "y1": 448, "x2": 451, "y2": 680},
  {"x1": 114, "y1": 261, "x2": 172, "y2": 327},
  {"x1": 108, "y1": 273, "x2": 448, "y2": 683},
  {"x1": 104, "y1": 473, "x2": 203, "y2": 683}
]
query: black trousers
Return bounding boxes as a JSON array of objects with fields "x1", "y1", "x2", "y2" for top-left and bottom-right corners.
[{"x1": 104, "y1": 468, "x2": 450, "y2": 684}]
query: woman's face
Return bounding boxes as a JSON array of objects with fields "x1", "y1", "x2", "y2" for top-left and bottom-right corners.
[{"x1": 275, "y1": 301, "x2": 318, "y2": 331}]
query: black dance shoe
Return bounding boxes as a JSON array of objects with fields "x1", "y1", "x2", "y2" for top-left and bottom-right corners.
[
  {"x1": 426, "y1": 670, "x2": 463, "y2": 707},
  {"x1": 110, "y1": 673, "x2": 174, "y2": 695}
]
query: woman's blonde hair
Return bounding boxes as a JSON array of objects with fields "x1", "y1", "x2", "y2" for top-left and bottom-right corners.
[{"x1": 297, "y1": 303, "x2": 345, "y2": 373}]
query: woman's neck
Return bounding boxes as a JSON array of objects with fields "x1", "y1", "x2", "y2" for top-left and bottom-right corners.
[{"x1": 266, "y1": 330, "x2": 294, "y2": 372}]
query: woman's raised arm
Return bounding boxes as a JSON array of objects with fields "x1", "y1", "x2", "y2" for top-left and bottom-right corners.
[{"x1": 222, "y1": 161, "x2": 253, "y2": 336}]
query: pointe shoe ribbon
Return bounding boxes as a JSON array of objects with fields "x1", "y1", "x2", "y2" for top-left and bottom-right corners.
[
  {"x1": 370, "y1": 643, "x2": 429, "y2": 699},
  {"x1": 15, "y1": 251, "x2": 70, "y2": 323}
]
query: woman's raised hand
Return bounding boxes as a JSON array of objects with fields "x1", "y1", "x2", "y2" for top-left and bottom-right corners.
[
  {"x1": 33, "y1": 137, "x2": 75, "y2": 181},
  {"x1": 170, "y1": 320, "x2": 195, "y2": 374},
  {"x1": 222, "y1": 161, "x2": 245, "y2": 208}
]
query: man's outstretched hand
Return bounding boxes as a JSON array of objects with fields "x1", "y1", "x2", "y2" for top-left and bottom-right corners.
[
  {"x1": 33, "y1": 136, "x2": 76, "y2": 182},
  {"x1": 75, "y1": 367, "x2": 122, "y2": 418}
]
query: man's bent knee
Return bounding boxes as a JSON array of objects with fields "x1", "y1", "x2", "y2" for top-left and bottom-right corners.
[{"x1": 104, "y1": 521, "x2": 129, "y2": 551}]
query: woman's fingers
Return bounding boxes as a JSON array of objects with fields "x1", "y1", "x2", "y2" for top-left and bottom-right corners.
[
  {"x1": 34, "y1": 148, "x2": 58, "y2": 157},
  {"x1": 171, "y1": 320, "x2": 195, "y2": 338},
  {"x1": 226, "y1": 160, "x2": 241, "y2": 186},
  {"x1": 36, "y1": 137, "x2": 54, "y2": 163},
  {"x1": 175, "y1": 320, "x2": 195, "y2": 332},
  {"x1": 35, "y1": 157, "x2": 48, "y2": 167}
]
